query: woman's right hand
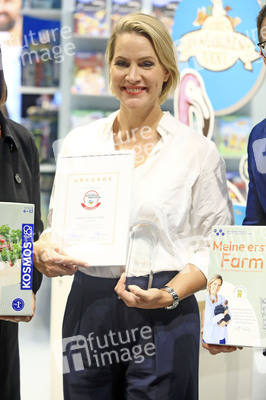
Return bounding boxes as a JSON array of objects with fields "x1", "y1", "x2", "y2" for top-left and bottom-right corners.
[{"x1": 33, "y1": 233, "x2": 89, "y2": 277}]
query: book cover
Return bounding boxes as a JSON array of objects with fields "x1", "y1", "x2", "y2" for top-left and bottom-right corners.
[
  {"x1": 152, "y1": 0, "x2": 180, "y2": 34},
  {"x1": 71, "y1": 52, "x2": 105, "y2": 95},
  {"x1": 111, "y1": 0, "x2": 142, "y2": 31},
  {"x1": 21, "y1": 16, "x2": 61, "y2": 87},
  {"x1": 217, "y1": 115, "x2": 252, "y2": 158},
  {"x1": 0, "y1": 202, "x2": 35, "y2": 316},
  {"x1": 203, "y1": 225, "x2": 266, "y2": 348},
  {"x1": 74, "y1": 0, "x2": 108, "y2": 36}
]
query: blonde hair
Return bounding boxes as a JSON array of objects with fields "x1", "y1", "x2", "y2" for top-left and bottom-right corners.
[
  {"x1": 207, "y1": 274, "x2": 223, "y2": 303},
  {"x1": 106, "y1": 13, "x2": 179, "y2": 104}
]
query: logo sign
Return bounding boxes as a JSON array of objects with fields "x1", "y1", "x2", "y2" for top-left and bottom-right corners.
[
  {"x1": 12, "y1": 298, "x2": 25, "y2": 311},
  {"x1": 21, "y1": 224, "x2": 34, "y2": 290},
  {"x1": 172, "y1": 0, "x2": 264, "y2": 115},
  {"x1": 81, "y1": 190, "x2": 101, "y2": 210}
]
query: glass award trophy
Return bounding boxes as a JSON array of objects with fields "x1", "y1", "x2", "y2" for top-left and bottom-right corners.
[{"x1": 125, "y1": 220, "x2": 159, "y2": 290}]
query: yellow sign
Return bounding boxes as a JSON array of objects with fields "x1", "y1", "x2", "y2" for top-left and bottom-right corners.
[{"x1": 177, "y1": 0, "x2": 260, "y2": 71}]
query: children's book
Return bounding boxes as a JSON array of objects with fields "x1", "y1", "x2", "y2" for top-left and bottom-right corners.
[
  {"x1": 74, "y1": 0, "x2": 108, "y2": 37},
  {"x1": 71, "y1": 52, "x2": 105, "y2": 95},
  {"x1": 203, "y1": 225, "x2": 266, "y2": 348},
  {"x1": 22, "y1": 16, "x2": 61, "y2": 87},
  {"x1": 217, "y1": 115, "x2": 252, "y2": 158},
  {"x1": 0, "y1": 202, "x2": 35, "y2": 316},
  {"x1": 111, "y1": 0, "x2": 142, "y2": 31},
  {"x1": 152, "y1": 0, "x2": 180, "y2": 34}
]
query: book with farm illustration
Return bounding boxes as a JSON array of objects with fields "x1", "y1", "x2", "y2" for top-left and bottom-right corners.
[
  {"x1": 0, "y1": 203, "x2": 34, "y2": 316},
  {"x1": 203, "y1": 225, "x2": 266, "y2": 348}
]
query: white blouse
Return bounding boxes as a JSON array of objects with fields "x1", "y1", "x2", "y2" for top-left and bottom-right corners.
[{"x1": 46, "y1": 111, "x2": 234, "y2": 278}]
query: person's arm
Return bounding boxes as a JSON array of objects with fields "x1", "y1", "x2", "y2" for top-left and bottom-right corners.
[
  {"x1": 33, "y1": 137, "x2": 90, "y2": 278},
  {"x1": 31, "y1": 136, "x2": 43, "y2": 293},
  {"x1": 115, "y1": 263, "x2": 206, "y2": 309},
  {"x1": 243, "y1": 127, "x2": 266, "y2": 225},
  {"x1": 116, "y1": 143, "x2": 233, "y2": 308},
  {"x1": 0, "y1": 136, "x2": 42, "y2": 323},
  {"x1": 33, "y1": 231, "x2": 90, "y2": 277}
]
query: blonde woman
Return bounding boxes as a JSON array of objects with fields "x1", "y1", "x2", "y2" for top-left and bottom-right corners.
[{"x1": 34, "y1": 13, "x2": 233, "y2": 400}]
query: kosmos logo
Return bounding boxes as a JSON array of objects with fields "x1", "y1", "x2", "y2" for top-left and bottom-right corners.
[{"x1": 21, "y1": 224, "x2": 34, "y2": 290}]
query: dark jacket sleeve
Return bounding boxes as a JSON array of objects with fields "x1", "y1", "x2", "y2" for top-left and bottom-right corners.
[
  {"x1": 243, "y1": 121, "x2": 266, "y2": 226},
  {"x1": 30, "y1": 134, "x2": 44, "y2": 294}
]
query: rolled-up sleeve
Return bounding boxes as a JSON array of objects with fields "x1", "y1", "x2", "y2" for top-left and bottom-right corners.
[{"x1": 188, "y1": 143, "x2": 234, "y2": 277}]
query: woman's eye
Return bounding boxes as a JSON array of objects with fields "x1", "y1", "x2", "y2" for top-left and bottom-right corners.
[
  {"x1": 142, "y1": 61, "x2": 153, "y2": 68},
  {"x1": 115, "y1": 61, "x2": 128, "y2": 67}
]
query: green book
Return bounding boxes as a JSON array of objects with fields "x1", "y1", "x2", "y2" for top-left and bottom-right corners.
[{"x1": 0, "y1": 202, "x2": 34, "y2": 316}]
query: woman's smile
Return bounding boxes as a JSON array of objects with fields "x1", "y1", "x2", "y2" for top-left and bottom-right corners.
[{"x1": 110, "y1": 32, "x2": 169, "y2": 113}]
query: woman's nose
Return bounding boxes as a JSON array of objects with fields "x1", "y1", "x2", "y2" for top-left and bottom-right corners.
[{"x1": 126, "y1": 65, "x2": 140, "y2": 82}]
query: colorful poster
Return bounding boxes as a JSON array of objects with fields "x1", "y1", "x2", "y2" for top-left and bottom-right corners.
[{"x1": 172, "y1": 0, "x2": 264, "y2": 115}]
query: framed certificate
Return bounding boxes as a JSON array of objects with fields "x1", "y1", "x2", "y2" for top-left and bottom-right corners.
[{"x1": 51, "y1": 151, "x2": 135, "y2": 266}]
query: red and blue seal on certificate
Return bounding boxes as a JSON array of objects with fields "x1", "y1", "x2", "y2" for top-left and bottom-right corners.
[{"x1": 81, "y1": 190, "x2": 101, "y2": 210}]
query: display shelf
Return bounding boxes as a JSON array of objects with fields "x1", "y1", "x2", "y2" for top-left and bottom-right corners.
[
  {"x1": 20, "y1": 5, "x2": 62, "y2": 169},
  {"x1": 21, "y1": 8, "x2": 61, "y2": 20},
  {"x1": 73, "y1": 35, "x2": 109, "y2": 52},
  {"x1": 40, "y1": 163, "x2": 56, "y2": 173},
  {"x1": 20, "y1": 86, "x2": 60, "y2": 95}
]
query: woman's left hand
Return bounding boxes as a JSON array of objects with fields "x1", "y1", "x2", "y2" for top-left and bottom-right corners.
[
  {"x1": 115, "y1": 272, "x2": 172, "y2": 309},
  {"x1": 202, "y1": 341, "x2": 243, "y2": 355},
  {"x1": 0, "y1": 292, "x2": 36, "y2": 323}
]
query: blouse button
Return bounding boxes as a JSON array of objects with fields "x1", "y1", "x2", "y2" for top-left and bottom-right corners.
[{"x1": 15, "y1": 173, "x2": 22, "y2": 184}]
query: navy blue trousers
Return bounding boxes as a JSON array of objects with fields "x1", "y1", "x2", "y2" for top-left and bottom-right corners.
[
  {"x1": 0, "y1": 321, "x2": 20, "y2": 400},
  {"x1": 62, "y1": 271, "x2": 200, "y2": 400}
]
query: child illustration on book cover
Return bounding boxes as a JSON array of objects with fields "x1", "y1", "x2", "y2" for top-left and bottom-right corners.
[{"x1": 203, "y1": 274, "x2": 232, "y2": 345}]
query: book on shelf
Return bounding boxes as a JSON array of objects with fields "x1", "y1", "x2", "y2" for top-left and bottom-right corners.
[
  {"x1": 203, "y1": 225, "x2": 266, "y2": 348},
  {"x1": 70, "y1": 109, "x2": 114, "y2": 129},
  {"x1": 22, "y1": 95, "x2": 58, "y2": 164},
  {"x1": 0, "y1": 202, "x2": 35, "y2": 316},
  {"x1": 216, "y1": 115, "x2": 252, "y2": 158},
  {"x1": 151, "y1": 0, "x2": 180, "y2": 34},
  {"x1": 111, "y1": 0, "x2": 142, "y2": 31},
  {"x1": 71, "y1": 52, "x2": 105, "y2": 95},
  {"x1": 74, "y1": 0, "x2": 108, "y2": 36},
  {"x1": 21, "y1": 16, "x2": 61, "y2": 87},
  {"x1": 23, "y1": 0, "x2": 61, "y2": 8}
]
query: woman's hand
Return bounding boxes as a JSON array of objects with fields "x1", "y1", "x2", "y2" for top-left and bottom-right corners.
[
  {"x1": 0, "y1": 292, "x2": 36, "y2": 323},
  {"x1": 114, "y1": 272, "x2": 173, "y2": 309},
  {"x1": 202, "y1": 341, "x2": 242, "y2": 355},
  {"x1": 33, "y1": 233, "x2": 89, "y2": 278}
]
